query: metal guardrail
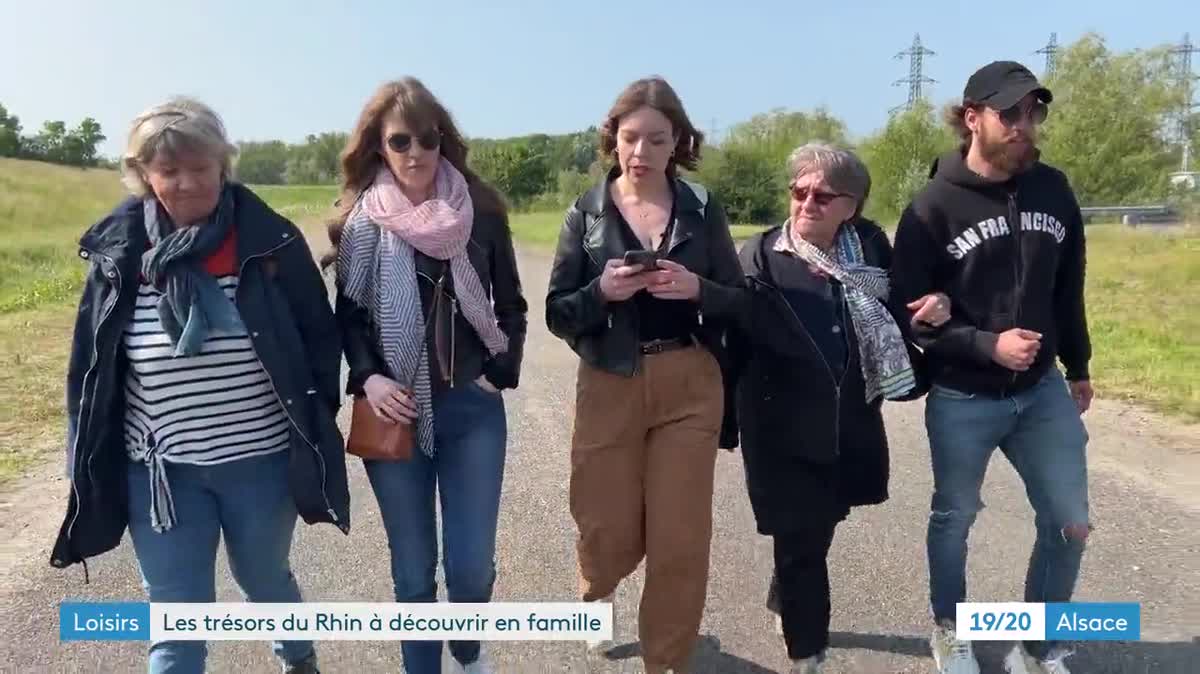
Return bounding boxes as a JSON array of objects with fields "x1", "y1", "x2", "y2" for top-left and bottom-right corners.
[{"x1": 1079, "y1": 205, "x2": 1178, "y2": 225}]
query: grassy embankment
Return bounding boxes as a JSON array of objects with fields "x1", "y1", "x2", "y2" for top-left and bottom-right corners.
[{"x1": 1, "y1": 158, "x2": 1195, "y2": 484}]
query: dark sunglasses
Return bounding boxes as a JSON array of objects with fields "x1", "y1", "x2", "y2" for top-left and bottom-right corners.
[
  {"x1": 386, "y1": 129, "x2": 442, "y2": 154},
  {"x1": 791, "y1": 185, "x2": 852, "y2": 207},
  {"x1": 994, "y1": 101, "x2": 1049, "y2": 127}
]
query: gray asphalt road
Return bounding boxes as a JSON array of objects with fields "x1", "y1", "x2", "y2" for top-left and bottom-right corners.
[{"x1": 2, "y1": 248, "x2": 1198, "y2": 674}]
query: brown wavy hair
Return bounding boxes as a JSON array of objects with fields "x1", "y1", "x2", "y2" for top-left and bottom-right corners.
[
  {"x1": 599, "y1": 76, "x2": 704, "y2": 175},
  {"x1": 944, "y1": 100, "x2": 982, "y2": 149},
  {"x1": 322, "y1": 77, "x2": 507, "y2": 267}
]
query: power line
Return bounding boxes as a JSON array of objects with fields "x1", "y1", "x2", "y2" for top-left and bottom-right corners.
[
  {"x1": 1035, "y1": 32, "x2": 1060, "y2": 78},
  {"x1": 1170, "y1": 33, "x2": 1199, "y2": 172},
  {"x1": 891, "y1": 33, "x2": 936, "y2": 115}
]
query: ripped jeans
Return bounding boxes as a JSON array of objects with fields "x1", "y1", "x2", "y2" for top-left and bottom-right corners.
[{"x1": 925, "y1": 368, "x2": 1090, "y2": 659}]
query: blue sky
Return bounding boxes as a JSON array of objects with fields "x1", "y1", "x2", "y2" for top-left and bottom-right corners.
[{"x1": 2, "y1": 0, "x2": 1196, "y2": 159}]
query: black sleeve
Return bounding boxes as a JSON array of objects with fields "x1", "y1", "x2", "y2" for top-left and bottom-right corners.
[
  {"x1": 335, "y1": 289, "x2": 387, "y2": 396},
  {"x1": 696, "y1": 193, "x2": 746, "y2": 321},
  {"x1": 545, "y1": 205, "x2": 610, "y2": 341},
  {"x1": 481, "y1": 213, "x2": 529, "y2": 390},
  {"x1": 63, "y1": 268, "x2": 103, "y2": 479},
  {"x1": 277, "y1": 228, "x2": 343, "y2": 413},
  {"x1": 330, "y1": 230, "x2": 387, "y2": 397},
  {"x1": 1054, "y1": 183, "x2": 1091, "y2": 381},
  {"x1": 892, "y1": 205, "x2": 998, "y2": 366}
]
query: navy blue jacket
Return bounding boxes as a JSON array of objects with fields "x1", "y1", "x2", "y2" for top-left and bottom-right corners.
[{"x1": 50, "y1": 184, "x2": 350, "y2": 572}]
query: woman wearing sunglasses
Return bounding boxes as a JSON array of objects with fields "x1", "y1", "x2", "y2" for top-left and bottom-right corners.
[
  {"x1": 328, "y1": 77, "x2": 527, "y2": 674},
  {"x1": 726, "y1": 143, "x2": 948, "y2": 673}
]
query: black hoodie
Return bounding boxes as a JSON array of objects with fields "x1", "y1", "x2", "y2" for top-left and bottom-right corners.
[{"x1": 891, "y1": 148, "x2": 1090, "y2": 397}]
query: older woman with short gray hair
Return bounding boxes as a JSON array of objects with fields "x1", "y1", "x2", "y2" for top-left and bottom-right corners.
[
  {"x1": 51, "y1": 97, "x2": 348, "y2": 674},
  {"x1": 726, "y1": 143, "x2": 948, "y2": 672}
]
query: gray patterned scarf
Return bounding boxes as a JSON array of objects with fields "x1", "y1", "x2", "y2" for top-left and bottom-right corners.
[
  {"x1": 141, "y1": 184, "x2": 242, "y2": 357},
  {"x1": 776, "y1": 221, "x2": 916, "y2": 402}
]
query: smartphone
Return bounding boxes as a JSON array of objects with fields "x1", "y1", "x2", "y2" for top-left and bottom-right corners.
[{"x1": 622, "y1": 250, "x2": 659, "y2": 270}]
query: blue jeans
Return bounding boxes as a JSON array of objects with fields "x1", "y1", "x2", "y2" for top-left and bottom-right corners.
[
  {"x1": 925, "y1": 368, "x2": 1090, "y2": 658},
  {"x1": 363, "y1": 381, "x2": 507, "y2": 674},
  {"x1": 127, "y1": 450, "x2": 313, "y2": 674}
]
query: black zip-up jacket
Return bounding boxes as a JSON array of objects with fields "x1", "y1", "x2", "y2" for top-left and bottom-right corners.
[
  {"x1": 338, "y1": 207, "x2": 527, "y2": 396},
  {"x1": 545, "y1": 173, "x2": 744, "y2": 447},
  {"x1": 51, "y1": 184, "x2": 350, "y2": 573},
  {"x1": 891, "y1": 149, "x2": 1090, "y2": 397}
]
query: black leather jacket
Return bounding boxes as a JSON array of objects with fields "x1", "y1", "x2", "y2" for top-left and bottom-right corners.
[
  {"x1": 545, "y1": 173, "x2": 744, "y2": 445},
  {"x1": 337, "y1": 209, "x2": 528, "y2": 395},
  {"x1": 51, "y1": 185, "x2": 350, "y2": 572}
]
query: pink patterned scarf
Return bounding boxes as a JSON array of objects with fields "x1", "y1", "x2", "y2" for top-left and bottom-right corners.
[{"x1": 362, "y1": 159, "x2": 509, "y2": 355}]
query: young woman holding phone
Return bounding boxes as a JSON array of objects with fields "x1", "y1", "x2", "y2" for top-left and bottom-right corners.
[{"x1": 545, "y1": 76, "x2": 744, "y2": 674}]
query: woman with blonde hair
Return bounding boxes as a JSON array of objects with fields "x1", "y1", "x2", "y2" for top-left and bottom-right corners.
[
  {"x1": 330, "y1": 77, "x2": 527, "y2": 674},
  {"x1": 50, "y1": 96, "x2": 348, "y2": 674}
]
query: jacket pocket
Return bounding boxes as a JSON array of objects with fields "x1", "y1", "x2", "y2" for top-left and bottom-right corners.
[{"x1": 930, "y1": 383, "x2": 975, "y2": 400}]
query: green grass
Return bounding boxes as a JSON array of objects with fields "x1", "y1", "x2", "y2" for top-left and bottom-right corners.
[
  {"x1": 1083, "y1": 225, "x2": 1199, "y2": 418},
  {"x1": 0, "y1": 158, "x2": 127, "y2": 314},
  {"x1": 0, "y1": 158, "x2": 1196, "y2": 485}
]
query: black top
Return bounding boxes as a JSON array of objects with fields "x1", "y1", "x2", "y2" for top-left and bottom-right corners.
[
  {"x1": 604, "y1": 186, "x2": 697, "y2": 342},
  {"x1": 777, "y1": 257, "x2": 849, "y2": 383}
]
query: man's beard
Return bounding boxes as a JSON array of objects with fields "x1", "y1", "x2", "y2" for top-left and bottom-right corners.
[{"x1": 977, "y1": 125, "x2": 1036, "y2": 175}]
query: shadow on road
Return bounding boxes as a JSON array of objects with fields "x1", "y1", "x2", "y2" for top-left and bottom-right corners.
[
  {"x1": 604, "y1": 635, "x2": 781, "y2": 673},
  {"x1": 829, "y1": 631, "x2": 1200, "y2": 673}
]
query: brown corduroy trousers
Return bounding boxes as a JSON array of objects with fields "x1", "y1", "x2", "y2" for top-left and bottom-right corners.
[{"x1": 569, "y1": 345, "x2": 724, "y2": 672}]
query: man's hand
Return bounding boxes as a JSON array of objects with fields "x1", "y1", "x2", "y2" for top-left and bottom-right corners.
[
  {"x1": 992, "y1": 328, "x2": 1042, "y2": 371},
  {"x1": 1069, "y1": 379, "x2": 1094, "y2": 414}
]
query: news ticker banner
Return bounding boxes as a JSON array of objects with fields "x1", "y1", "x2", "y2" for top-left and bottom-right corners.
[
  {"x1": 956, "y1": 602, "x2": 1140, "y2": 641},
  {"x1": 61, "y1": 601, "x2": 1140, "y2": 643},
  {"x1": 61, "y1": 602, "x2": 612, "y2": 642}
]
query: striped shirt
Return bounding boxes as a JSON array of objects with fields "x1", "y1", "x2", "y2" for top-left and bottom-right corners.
[{"x1": 123, "y1": 275, "x2": 291, "y2": 468}]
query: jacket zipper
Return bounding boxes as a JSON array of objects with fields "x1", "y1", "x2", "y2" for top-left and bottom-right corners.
[
  {"x1": 450, "y1": 296, "x2": 457, "y2": 386},
  {"x1": 758, "y1": 278, "x2": 844, "y2": 455},
  {"x1": 65, "y1": 251, "x2": 122, "y2": 553},
  {"x1": 239, "y1": 239, "x2": 339, "y2": 527},
  {"x1": 1007, "y1": 189, "x2": 1022, "y2": 394}
]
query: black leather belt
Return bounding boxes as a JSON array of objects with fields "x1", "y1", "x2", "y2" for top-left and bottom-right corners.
[{"x1": 639, "y1": 336, "x2": 694, "y2": 355}]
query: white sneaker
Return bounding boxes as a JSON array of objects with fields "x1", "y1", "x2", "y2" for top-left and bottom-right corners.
[
  {"x1": 1004, "y1": 643, "x2": 1073, "y2": 674},
  {"x1": 789, "y1": 653, "x2": 824, "y2": 673},
  {"x1": 585, "y1": 593, "x2": 616, "y2": 653},
  {"x1": 930, "y1": 622, "x2": 980, "y2": 674},
  {"x1": 459, "y1": 652, "x2": 494, "y2": 674}
]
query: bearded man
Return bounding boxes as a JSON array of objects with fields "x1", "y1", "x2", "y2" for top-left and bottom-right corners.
[{"x1": 891, "y1": 61, "x2": 1093, "y2": 674}]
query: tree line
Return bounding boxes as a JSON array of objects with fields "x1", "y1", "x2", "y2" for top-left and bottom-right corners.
[
  {"x1": 5, "y1": 33, "x2": 1197, "y2": 223},
  {"x1": 0, "y1": 103, "x2": 108, "y2": 168},
  {"x1": 233, "y1": 33, "x2": 1196, "y2": 224}
]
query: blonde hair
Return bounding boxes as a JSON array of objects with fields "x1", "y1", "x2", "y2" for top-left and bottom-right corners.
[{"x1": 120, "y1": 97, "x2": 237, "y2": 197}]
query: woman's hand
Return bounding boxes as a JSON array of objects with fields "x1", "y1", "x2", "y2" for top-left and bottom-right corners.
[
  {"x1": 599, "y1": 259, "x2": 649, "y2": 302},
  {"x1": 475, "y1": 375, "x2": 500, "y2": 394},
  {"x1": 646, "y1": 260, "x2": 701, "y2": 301},
  {"x1": 363, "y1": 374, "x2": 418, "y2": 424},
  {"x1": 907, "y1": 292, "x2": 951, "y2": 328}
]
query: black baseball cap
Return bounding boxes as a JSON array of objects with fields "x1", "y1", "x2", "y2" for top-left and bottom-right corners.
[{"x1": 963, "y1": 61, "x2": 1053, "y2": 109}]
